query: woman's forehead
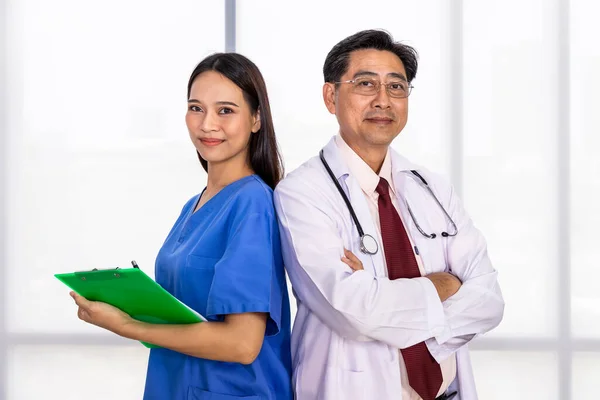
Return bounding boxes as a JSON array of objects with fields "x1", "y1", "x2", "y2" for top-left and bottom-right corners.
[{"x1": 189, "y1": 71, "x2": 244, "y2": 102}]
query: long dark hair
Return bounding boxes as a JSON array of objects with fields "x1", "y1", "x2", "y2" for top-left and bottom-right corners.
[{"x1": 187, "y1": 53, "x2": 284, "y2": 189}]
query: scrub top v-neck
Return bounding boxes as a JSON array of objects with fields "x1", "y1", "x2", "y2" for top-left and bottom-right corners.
[{"x1": 143, "y1": 174, "x2": 292, "y2": 400}]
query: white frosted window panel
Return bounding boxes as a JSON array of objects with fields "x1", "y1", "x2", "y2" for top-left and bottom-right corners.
[
  {"x1": 462, "y1": 1, "x2": 559, "y2": 337},
  {"x1": 570, "y1": 0, "x2": 600, "y2": 338},
  {"x1": 237, "y1": 0, "x2": 452, "y2": 175},
  {"x1": 7, "y1": 345, "x2": 149, "y2": 400},
  {"x1": 5, "y1": 0, "x2": 224, "y2": 333},
  {"x1": 573, "y1": 353, "x2": 600, "y2": 400},
  {"x1": 470, "y1": 351, "x2": 558, "y2": 400}
]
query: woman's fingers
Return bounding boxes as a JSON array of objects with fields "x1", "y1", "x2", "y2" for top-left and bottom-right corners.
[{"x1": 71, "y1": 292, "x2": 96, "y2": 323}]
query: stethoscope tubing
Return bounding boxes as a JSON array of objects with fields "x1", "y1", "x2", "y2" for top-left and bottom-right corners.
[{"x1": 319, "y1": 150, "x2": 458, "y2": 254}]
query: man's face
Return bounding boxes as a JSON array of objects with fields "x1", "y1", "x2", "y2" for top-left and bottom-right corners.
[{"x1": 324, "y1": 49, "x2": 409, "y2": 150}]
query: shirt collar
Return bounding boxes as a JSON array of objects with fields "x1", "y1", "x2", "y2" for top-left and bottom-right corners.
[{"x1": 335, "y1": 133, "x2": 396, "y2": 196}]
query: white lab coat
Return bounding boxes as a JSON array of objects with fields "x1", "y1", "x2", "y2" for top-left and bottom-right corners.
[{"x1": 273, "y1": 136, "x2": 504, "y2": 400}]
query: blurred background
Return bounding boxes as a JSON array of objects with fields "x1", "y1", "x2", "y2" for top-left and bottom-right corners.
[{"x1": 1, "y1": 0, "x2": 599, "y2": 399}]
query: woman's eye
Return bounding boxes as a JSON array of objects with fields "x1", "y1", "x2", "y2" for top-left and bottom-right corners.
[
  {"x1": 189, "y1": 105, "x2": 203, "y2": 112},
  {"x1": 219, "y1": 107, "x2": 234, "y2": 114}
]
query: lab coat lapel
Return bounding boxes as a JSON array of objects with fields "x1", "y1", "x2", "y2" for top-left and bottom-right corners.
[
  {"x1": 389, "y1": 148, "x2": 419, "y2": 196},
  {"x1": 321, "y1": 138, "x2": 387, "y2": 278},
  {"x1": 389, "y1": 150, "x2": 419, "y2": 232},
  {"x1": 389, "y1": 149, "x2": 431, "y2": 230}
]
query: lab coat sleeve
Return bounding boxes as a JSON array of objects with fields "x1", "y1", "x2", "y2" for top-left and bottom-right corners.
[
  {"x1": 274, "y1": 177, "x2": 448, "y2": 349},
  {"x1": 425, "y1": 180, "x2": 505, "y2": 362}
]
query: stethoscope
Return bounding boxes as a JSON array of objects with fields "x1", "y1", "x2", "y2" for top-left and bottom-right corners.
[{"x1": 319, "y1": 150, "x2": 458, "y2": 256}]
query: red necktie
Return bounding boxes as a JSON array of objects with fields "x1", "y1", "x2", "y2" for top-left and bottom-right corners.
[{"x1": 376, "y1": 177, "x2": 443, "y2": 400}]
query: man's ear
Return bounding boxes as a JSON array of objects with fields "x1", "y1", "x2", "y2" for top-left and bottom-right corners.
[
  {"x1": 252, "y1": 110, "x2": 261, "y2": 133},
  {"x1": 323, "y1": 83, "x2": 337, "y2": 115}
]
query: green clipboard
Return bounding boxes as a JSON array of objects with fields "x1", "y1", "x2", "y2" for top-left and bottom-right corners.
[{"x1": 55, "y1": 261, "x2": 205, "y2": 348}]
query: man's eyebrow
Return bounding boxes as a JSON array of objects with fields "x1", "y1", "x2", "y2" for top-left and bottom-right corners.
[
  {"x1": 352, "y1": 70, "x2": 379, "y2": 79},
  {"x1": 387, "y1": 72, "x2": 408, "y2": 82},
  {"x1": 352, "y1": 70, "x2": 408, "y2": 82}
]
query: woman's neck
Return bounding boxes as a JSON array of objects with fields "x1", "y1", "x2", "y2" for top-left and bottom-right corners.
[{"x1": 205, "y1": 157, "x2": 254, "y2": 193}]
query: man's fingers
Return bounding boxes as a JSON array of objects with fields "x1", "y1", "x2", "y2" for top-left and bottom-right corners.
[
  {"x1": 345, "y1": 249, "x2": 360, "y2": 262},
  {"x1": 341, "y1": 257, "x2": 360, "y2": 271},
  {"x1": 342, "y1": 248, "x2": 364, "y2": 271}
]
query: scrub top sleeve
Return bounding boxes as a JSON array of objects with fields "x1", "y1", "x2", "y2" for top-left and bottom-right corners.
[{"x1": 206, "y1": 211, "x2": 283, "y2": 337}]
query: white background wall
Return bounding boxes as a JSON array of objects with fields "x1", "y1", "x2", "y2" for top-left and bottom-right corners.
[{"x1": 1, "y1": 0, "x2": 599, "y2": 399}]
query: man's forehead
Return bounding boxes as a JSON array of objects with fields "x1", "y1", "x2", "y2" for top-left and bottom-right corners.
[{"x1": 346, "y1": 49, "x2": 406, "y2": 76}]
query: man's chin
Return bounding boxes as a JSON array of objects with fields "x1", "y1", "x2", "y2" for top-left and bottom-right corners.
[{"x1": 363, "y1": 130, "x2": 400, "y2": 146}]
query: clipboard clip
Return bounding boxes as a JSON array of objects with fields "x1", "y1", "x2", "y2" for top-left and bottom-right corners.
[
  {"x1": 78, "y1": 260, "x2": 139, "y2": 273},
  {"x1": 91, "y1": 260, "x2": 139, "y2": 274}
]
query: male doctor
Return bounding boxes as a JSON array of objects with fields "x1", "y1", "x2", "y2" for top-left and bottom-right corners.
[{"x1": 273, "y1": 30, "x2": 505, "y2": 400}]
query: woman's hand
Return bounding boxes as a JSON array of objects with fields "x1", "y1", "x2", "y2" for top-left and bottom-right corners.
[
  {"x1": 341, "y1": 248, "x2": 364, "y2": 272},
  {"x1": 70, "y1": 291, "x2": 136, "y2": 338}
]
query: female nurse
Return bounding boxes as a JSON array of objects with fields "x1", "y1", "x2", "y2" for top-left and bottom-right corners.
[{"x1": 69, "y1": 53, "x2": 293, "y2": 400}]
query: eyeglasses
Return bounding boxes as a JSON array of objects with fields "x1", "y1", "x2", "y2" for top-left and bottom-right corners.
[{"x1": 335, "y1": 77, "x2": 414, "y2": 98}]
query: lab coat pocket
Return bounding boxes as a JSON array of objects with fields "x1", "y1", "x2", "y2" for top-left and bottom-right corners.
[
  {"x1": 187, "y1": 387, "x2": 259, "y2": 400},
  {"x1": 339, "y1": 337, "x2": 390, "y2": 372},
  {"x1": 338, "y1": 370, "x2": 366, "y2": 398},
  {"x1": 337, "y1": 338, "x2": 367, "y2": 396},
  {"x1": 339, "y1": 338, "x2": 395, "y2": 398},
  {"x1": 416, "y1": 238, "x2": 447, "y2": 274}
]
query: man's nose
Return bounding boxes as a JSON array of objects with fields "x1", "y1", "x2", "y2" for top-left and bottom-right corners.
[{"x1": 372, "y1": 83, "x2": 391, "y2": 109}]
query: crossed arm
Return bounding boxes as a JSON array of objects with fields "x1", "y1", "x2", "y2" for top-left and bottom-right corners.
[
  {"x1": 274, "y1": 175, "x2": 504, "y2": 355},
  {"x1": 342, "y1": 249, "x2": 463, "y2": 303},
  {"x1": 340, "y1": 241, "x2": 501, "y2": 363}
]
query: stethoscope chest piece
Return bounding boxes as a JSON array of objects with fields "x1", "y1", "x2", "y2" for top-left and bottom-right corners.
[{"x1": 360, "y1": 234, "x2": 379, "y2": 255}]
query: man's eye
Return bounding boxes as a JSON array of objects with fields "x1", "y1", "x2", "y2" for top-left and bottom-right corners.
[{"x1": 390, "y1": 83, "x2": 406, "y2": 90}]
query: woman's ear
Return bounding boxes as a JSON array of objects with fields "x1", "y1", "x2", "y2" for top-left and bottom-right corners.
[{"x1": 251, "y1": 110, "x2": 261, "y2": 133}]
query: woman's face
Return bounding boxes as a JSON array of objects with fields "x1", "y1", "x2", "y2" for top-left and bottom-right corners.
[{"x1": 186, "y1": 71, "x2": 260, "y2": 169}]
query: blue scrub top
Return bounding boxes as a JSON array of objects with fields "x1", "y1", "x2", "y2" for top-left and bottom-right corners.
[{"x1": 143, "y1": 175, "x2": 293, "y2": 400}]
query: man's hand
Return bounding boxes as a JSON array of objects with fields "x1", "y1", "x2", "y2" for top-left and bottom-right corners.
[
  {"x1": 425, "y1": 272, "x2": 462, "y2": 302},
  {"x1": 341, "y1": 248, "x2": 364, "y2": 271}
]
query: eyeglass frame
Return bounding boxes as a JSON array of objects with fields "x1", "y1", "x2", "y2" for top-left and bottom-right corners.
[{"x1": 333, "y1": 77, "x2": 414, "y2": 99}]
